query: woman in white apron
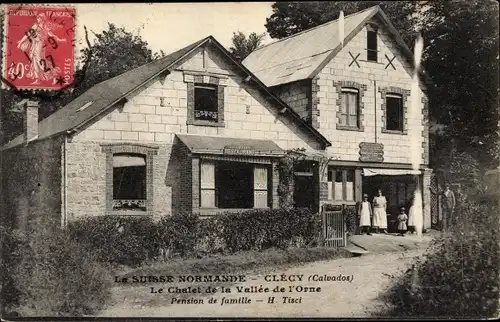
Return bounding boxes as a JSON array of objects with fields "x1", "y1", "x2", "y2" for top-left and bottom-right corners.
[
  {"x1": 357, "y1": 194, "x2": 372, "y2": 235},
  {"x1": 372, "y1": 189, "x2": 388, "y2": 234}
]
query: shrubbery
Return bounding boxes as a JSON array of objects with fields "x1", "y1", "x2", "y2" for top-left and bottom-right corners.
[
  {"x1": 68, "y1": 208, "x2": 322, "y2": 267},
  {"x1": 1, "y1": 224, "x2": 111, "y2": 317},
  {"x1": 375, "y1": 192, "x2": 500, "y2": 318},
  {"x1": 68, "y1": 216, "x2": 159, "y2": 267}
]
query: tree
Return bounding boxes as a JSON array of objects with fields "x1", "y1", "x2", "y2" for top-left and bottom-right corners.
[
  {"x1": 229, "y1": 31, "x2": 266, "y2": 61},
  {"x1": 1, "y1": 22, "x2": 165, "y2": 143},
  {"x1": 265, "y1": 1, "x2": 419, "y2": 46},
  {"x1": 420, "y1": 0, "x2": 499, "y2": 169}
]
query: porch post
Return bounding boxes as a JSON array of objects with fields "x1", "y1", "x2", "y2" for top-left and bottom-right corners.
[
  {"x1": 422, "y1": 168, "x2": 432, "y2": 230},
  {"x1": 271, "y1": 161, "x2": 280, "y2": 209}
]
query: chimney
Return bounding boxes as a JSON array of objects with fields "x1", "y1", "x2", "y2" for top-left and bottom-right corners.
[{"x1": 24, "y1": 99, "x2": 39, "y2": 143}]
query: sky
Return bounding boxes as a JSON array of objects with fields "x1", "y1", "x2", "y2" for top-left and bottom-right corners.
[{"x1": 74, "y1": 3, "x2": 275, "y2": 59}]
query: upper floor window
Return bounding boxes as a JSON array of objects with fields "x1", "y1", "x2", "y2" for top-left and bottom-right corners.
[
  {"x1": 112, "y1": 153, "x2": 147, "y2": 211},
  {"x1": 340, "y1": 88, "x2": 360, "y2": 128},
  {"x1": 186, "y1": 73, "x2": 225, "y2": 127},
  {"x1": 194, "y1": 84, "x2": 219, "y2": 122},
  {"x1": 386, "y1": 93, "x2": 404, "y2": 132},
  {"x1": 367, "y1": 29, "x2": 378, "y2": 62}
]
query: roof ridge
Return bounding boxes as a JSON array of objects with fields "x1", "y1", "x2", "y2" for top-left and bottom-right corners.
[{"x1": 251, "y1": 5, "x2": 379, "y2": 54}]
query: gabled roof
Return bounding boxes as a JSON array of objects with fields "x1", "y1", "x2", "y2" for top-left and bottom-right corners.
[
  {"x1": 3, "y1": 36, "x2": 331, "y2": 150},
  {"x1": 242, "y1": 5, "x2": 432, "y2": 88}
]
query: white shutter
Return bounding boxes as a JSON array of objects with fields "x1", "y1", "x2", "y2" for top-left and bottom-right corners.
[
  {"x1": 200, "y1": 161, "x2": 215, "y2": 208},
  {"x1": 254, "y1": 166, "x2": 268, "y2": 208}
]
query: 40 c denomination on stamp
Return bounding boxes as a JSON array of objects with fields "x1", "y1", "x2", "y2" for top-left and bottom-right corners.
[{"x1": 3, "y1": 5, "x2": 76, "y2": 91}]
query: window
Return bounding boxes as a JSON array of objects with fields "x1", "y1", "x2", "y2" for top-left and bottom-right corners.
[
  {"x1": 112, "y1": 153, "x2": 147, "y2": 211},
  {"x1": 200, "y1": 160, "x2": 271, "y2": 209},
  {"x1": 367, "y1": 30, "x2": 378, "y2": 62},
  {"x1": 386, "y1": 94, "x2": 404, "y2": 131},
  {"x1": 327, "y1": 168, "x2": 355, "y2": 202},
  {"x1": 194, "y1": 84, "x2": 218, "y2": 122},
  {"x1": 340, "y1": 88, "x2": 359, "y2": 128}
]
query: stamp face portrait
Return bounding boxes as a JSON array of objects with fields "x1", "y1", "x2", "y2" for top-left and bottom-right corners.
[{"x1": 3, "y1": 5, "x2": 76, "y2": 91}]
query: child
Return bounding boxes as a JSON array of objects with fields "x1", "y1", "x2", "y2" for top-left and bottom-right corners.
[
  {"x1": 357, "y1": 194, "x2": 373, "y2": 235},
  {"x1": 397, "y1": 207, "x2": 408, "y2": 237}
]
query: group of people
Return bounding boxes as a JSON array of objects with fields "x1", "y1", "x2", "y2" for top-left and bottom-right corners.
[{"x1": 356, "y1": 189, "x2": 416, "y2": 236}]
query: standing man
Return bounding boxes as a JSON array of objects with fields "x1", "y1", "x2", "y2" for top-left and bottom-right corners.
[{"x1": 442, "y1": 184, "x2": 456, "y2": 230}]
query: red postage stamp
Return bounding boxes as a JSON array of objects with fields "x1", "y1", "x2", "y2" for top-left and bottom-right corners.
[{"x1": 3, "y1": 5, "x2": 76, "y2": 91}]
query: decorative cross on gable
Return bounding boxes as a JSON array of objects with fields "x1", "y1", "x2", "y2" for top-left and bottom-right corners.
[
  {"x1": 348, "y1": 52, "x2": 360, "y2": 68},
  {"x1": 385, "y1": 54, "x2": 396, "y2": 70}
]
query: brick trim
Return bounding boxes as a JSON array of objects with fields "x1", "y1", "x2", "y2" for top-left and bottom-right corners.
[
  {"x1": 101, "y1": 143, "x2": 159, "y2": 215},
  {"x1": 185, "y1": 72, "x2": 225, "y2": 127},
  {"x1": 421, "y1": 95, "x2": 429, "y2": 165},
  {"x1": 333, "y1": 80, "x2": 367, "y2": 132},
  {"x1": 310, "y1": 77, "x2": 320, "y2": 129},
  {"x1": 379, "y1": 86, "x2": 410, "y2": 135}
]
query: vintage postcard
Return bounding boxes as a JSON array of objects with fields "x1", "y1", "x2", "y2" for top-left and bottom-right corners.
[{"x1": 0, "y1": 1, "x2": 498, "y2": 320}]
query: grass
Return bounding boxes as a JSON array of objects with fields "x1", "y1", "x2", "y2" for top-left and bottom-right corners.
[{"x1": 104, "y1": 247, "x2": 350, "y2": 311}]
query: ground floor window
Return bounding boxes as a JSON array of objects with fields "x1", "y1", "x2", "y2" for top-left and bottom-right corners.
[
  {"x1": 200, "y1": 160, "x2": 271, "y2": 209},
  {"x1": 112, "y1": 153, "x2": 147, "y2": 211},
  {"x1": 327, "y1": 167, "x2": 355, "y2": 202}
]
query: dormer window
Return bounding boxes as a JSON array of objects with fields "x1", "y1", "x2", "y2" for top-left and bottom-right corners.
[{"x1": 367, "y1": 29, "x2": 378, "y2": 62}]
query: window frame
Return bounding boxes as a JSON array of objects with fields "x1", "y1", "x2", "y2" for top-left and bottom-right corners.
[
  {"x1": 366, "y1": 29, "x2": 378, "y2": 62},
  {"x1": 327, "y1": 167, "x2": 356, "y2": 202},
  {"x1": 199, "y1": 159, "x2": 272, "y2": 210},
  {"x1": 185, "y1": 73, "x2": 226, "y2": 127},
  {"x1": 379, "y1": 87, "x2": 410, "y2": 135},
  {"x1": 340, "y1": 87, "x2": 360, "y2": 129},
  {"x1": 385, "y1": 93, "x2": 404, "y2": 132},
  {"x1": 333, "y1": 81, "x2": 367, "y2": 132},
  {"x1": 102, "y1": 144, "x2": 158, "y2": 216}
]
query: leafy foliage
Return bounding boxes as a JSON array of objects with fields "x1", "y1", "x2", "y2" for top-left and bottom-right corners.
[
  {"x1": 421, "y1": 0, "x2": 499, "y2": 169},
  {"x1": 68, "y1": 216, "x2": 160, "y2": 267},
  {"x1": 265, "y1": 1, "x2": 419, "y2": 46},
  {"x1": 1, "y1": 23, "x2": 164, "y2": 143},
  {"x1": 374, "y1": 193, "x2": 500, "y2": 318},
  {"x1": 1, "y1": 224, "x2": 111, "y2": 317},
  {"x1": 229, "y1": 31, "x2": 267, "y2": 61}
]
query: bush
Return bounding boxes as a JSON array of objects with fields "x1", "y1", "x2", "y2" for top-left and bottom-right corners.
[
  {"x1": 68, "y1": 216, "x2": 159, "y2": 267},
  {"x1": 375, "y1": 193, "x2": 500, "y2": 318},
  {"x1": 157, "y1": 212, "x2": 200, "y2": 258},
  {"x1": 219, "y1": 208, "x2": 321, "y2": 253},
  {"x1": 1, "y1": 224, "x2": 111, "y2": 317}
]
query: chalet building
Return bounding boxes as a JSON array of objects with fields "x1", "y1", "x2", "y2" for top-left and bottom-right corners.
[
  {"x1": 1, "y1": 36, "x2": 331, "y2": 229},
  {"x1": 243, "y1": 5, "x2": 433, "y2": 229}
]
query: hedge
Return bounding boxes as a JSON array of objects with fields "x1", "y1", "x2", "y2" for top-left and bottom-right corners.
[
  {"x1": 68, "y1": 208, "x2": 322, "y2": 266},
  {"x1": 374, "y1": 192, "x2": 500, "y2": 318},
  {"x1": 0, "y1": 224, "x2": 111, "y2": 317}
]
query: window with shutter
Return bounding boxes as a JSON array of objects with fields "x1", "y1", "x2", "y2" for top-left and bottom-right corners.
[
  {"x1": 328, "y1": 167, "x2": 356, "y2": 202},
  {"x1": 340, "y1": 88, "x2": 359, "y2": 129},
  {"x1": 199, "y1": 160, "x2": 271, "y2": 209}
]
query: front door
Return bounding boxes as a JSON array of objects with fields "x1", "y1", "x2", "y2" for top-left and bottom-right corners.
[{"x1": 294, "y1": 175, "x2": 315, "y2": 209}]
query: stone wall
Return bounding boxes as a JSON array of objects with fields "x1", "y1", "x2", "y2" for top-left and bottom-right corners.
[
  {"x1": 2, "y1": 136, "x2": 64, "y2": 231},
  {"x1": 314, "y1": 22, "x2": 428, "y2": 166},
  {"x1": 273, "y1": 80, "x2": 311, "y2": 121}
]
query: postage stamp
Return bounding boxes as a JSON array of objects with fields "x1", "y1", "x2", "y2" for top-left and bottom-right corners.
[{"x1": 2, "y1": 5, "x2": 76, "y2": 91}]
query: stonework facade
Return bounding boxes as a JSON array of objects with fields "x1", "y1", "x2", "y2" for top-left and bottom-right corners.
[
  {"x1": 62, "y1": 42, "x2": 324, "y2": 220},
  {"x1": 269, "y1": 17, "x2": 432, "y2": 229}
]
